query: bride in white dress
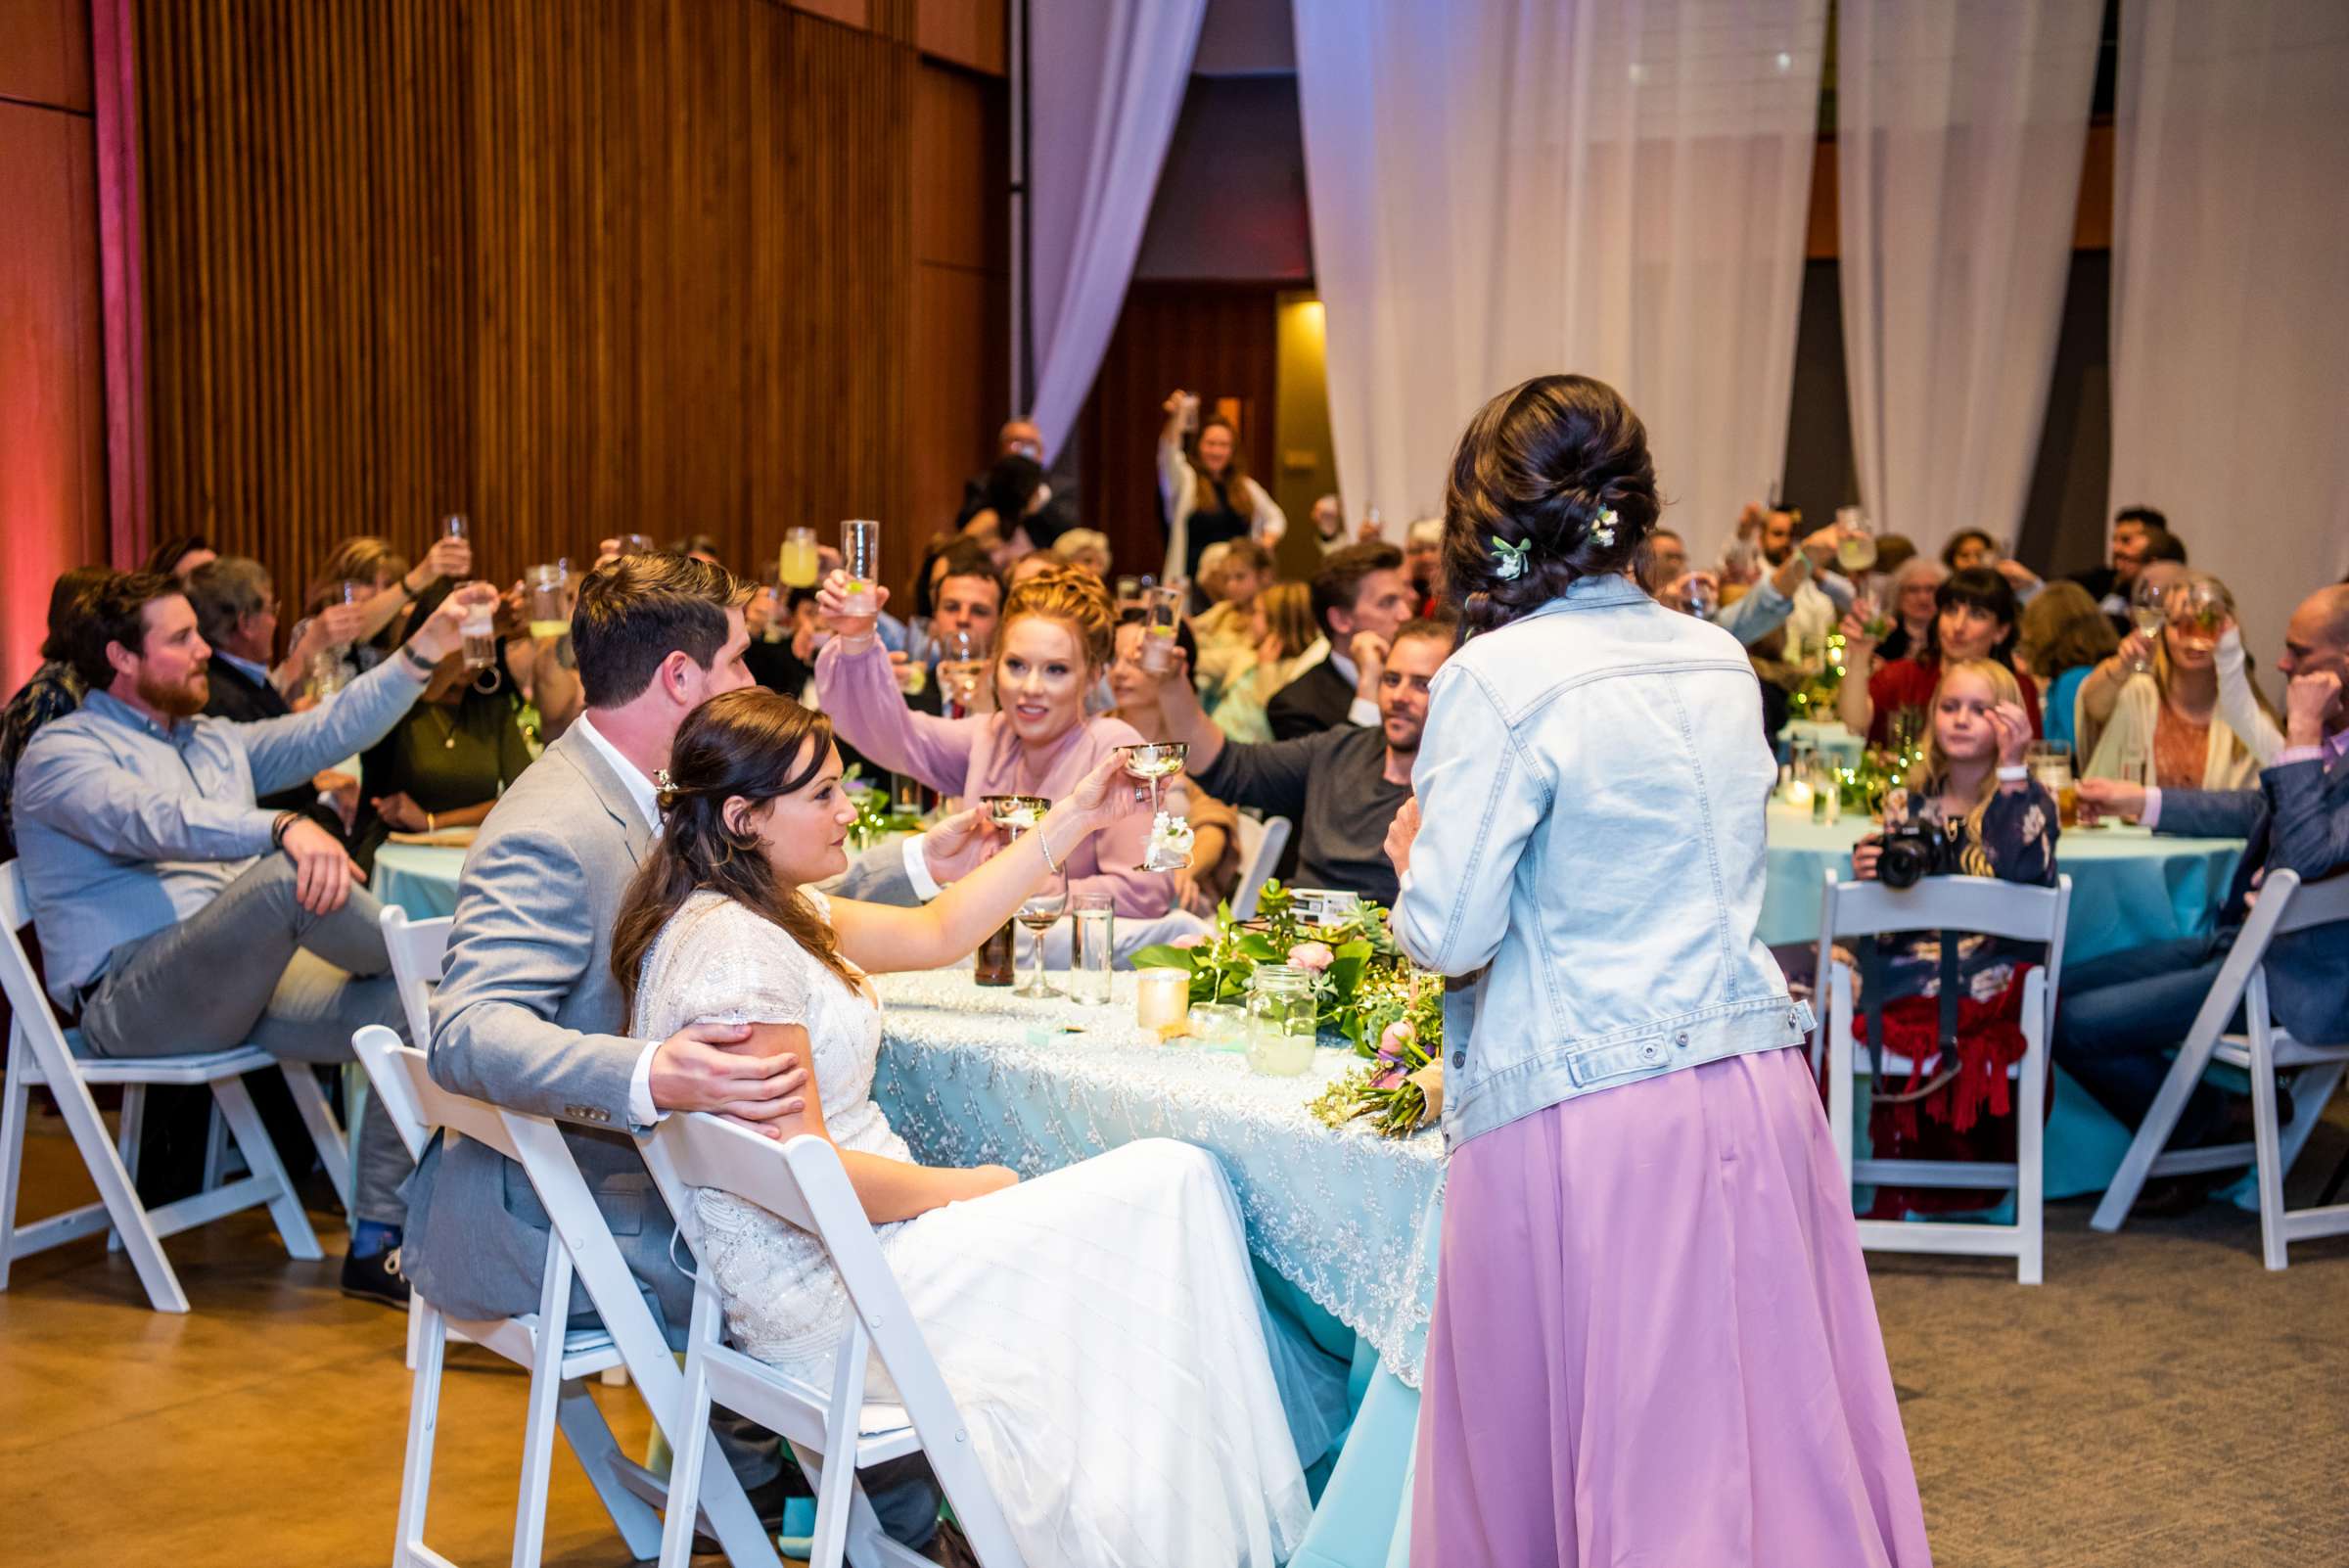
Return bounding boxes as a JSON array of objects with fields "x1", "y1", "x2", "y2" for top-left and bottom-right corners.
[{"x1": 612, "y1": 688, "x2": 1312, "y2": 1568}]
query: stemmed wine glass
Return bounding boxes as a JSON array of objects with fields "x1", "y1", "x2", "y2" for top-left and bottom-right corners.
[
  {"x1": 1014, "y1": 875, "x2": 1068, "y2": 998},
  {"x1": 1118, "y1": 743, "x2": 1193, "y2": 872},
  {"x1": 980, "y1": 794, "x2": 1061, "y2": 996}
]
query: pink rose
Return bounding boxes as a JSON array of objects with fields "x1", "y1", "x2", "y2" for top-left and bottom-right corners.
[
  {"x1": 1173, "y1": 932, "x2": 1208, "y2": 949},
  {"x1": 1287, "y1": 941, "x2": 1334, "y2": 974},
  {"x1": 1377, "y1": 1018, "x2": 1416, "y2": 1061},
  {"x1": 1372, "y1": 1068, "x2": 1405, "y2": 1090}
]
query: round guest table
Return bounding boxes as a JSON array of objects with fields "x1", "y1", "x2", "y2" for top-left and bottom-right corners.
[
  {"x1": 1761, "y1": 803, "x2": 2247, "y2": 1197},
  {"x1": 868, "y1": 969, "x2": 1440, "y2": 1568},
  {"x1": 371, "y1": 843, "x2": 469, "y2": 919}
]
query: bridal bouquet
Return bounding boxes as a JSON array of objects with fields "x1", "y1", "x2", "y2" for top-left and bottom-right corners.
[
  {"x1": 1129, "y1": 882, "x2": 1393, "y2": 1047},
  {"x1": 1308, "y1": 963, "x2": 1446, "y2": 1138}
]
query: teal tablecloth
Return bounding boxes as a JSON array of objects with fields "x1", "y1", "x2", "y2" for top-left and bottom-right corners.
[
  {"x1": 866, "y1": 969, "x2": 1445, "y2": 1568},
  {"x1": 373, "y1": 843, "x2": 468, "y2": 918},
  {"x1": 1760, "y1": 805, "x2": 2245, "y2": 1196}
]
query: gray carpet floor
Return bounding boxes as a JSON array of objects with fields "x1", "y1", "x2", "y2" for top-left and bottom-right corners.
[{"x1": 1872, "y1": 1100, "x2": 2349, "y2": 1568}]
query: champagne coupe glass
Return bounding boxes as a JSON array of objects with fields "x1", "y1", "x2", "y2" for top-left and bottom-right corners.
[
  {"x1": 2128, "y1": 576, "x2": 2168, "y2": 673},
  {"x1": 1119, "y1": 742, "x2": 1194, "y2": 872}
]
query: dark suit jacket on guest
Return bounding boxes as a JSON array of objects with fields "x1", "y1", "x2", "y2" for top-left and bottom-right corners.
[
  {"x1": 1265, "y1": 658, "x2": 1359, "y2": 742},
  {"x1": 202, "y1": 656, "x2": 342, "y2": 827},
  {"x1": 2160, "y1": 749, "x2": 2349, "y2": 1046}
]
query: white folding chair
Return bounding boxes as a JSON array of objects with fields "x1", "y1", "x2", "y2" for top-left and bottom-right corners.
[
  {"x1": 638, "y1": 1113, "x2": 1025, "y2": 1568},
  {"x1": 2089, "y1": 870, "x2": 2349, "y2": 1268},
  {"x1": 353, "y1": 1030, "x2": 668, "y2": 1568},
  {"x1": 378, "y1": 908, "x2": 627, "y2": 1383},
  {"x1": 1229, "y1": 813, "x2": 1291, "y2": 922},
  {"x1": 1819, "y1": 871, "x2": 2072, "y2": 1285},
  {"x1": 0, "y1": 859, "x2": 348, "y2": 1313}
]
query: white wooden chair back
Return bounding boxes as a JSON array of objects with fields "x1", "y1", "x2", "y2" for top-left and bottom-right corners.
[
  {"x1": 1229, "y1": 813, "x2": 1291, "y2": 922},
  {"x1": 2091, "y1": 870, "x2": 2349, "y2": 1266},
  {"x1": 639, "y1": 1113, "x2": 1025, "y2": 1567},
  {"x1": 378, "y1": 905, "x2": 451, "y2": 1056},
  {"x1": 1816, "y1": 871, "x2": 2072, "y2": 1285},
  {"x1": 1, "y1": 860, "x2": 329, "y2": 1312},
  {"x1": 350, "y1": 1030, "x2": 768, "y2": 1568}
]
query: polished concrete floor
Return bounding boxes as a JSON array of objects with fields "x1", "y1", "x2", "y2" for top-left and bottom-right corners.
[{"x1": 3, "y1": 1102, "x2": 2346, "y2": 1567}]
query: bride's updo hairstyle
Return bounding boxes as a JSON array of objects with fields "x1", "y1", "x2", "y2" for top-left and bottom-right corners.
[
  {"x1": 1441, "y1": 373, "x2": 1661, "y2": 635},
  {"x1": 612, "y1": 687, "x2": 858, "y2": 1013},
  {"x1": 1000, "y1": 565, "x2": 1118, "y2": 671}
]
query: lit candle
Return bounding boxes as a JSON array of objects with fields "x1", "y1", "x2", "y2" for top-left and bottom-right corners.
[{"x1": 1135, "y1": 969, "x2": 1191, "y2": 1032}]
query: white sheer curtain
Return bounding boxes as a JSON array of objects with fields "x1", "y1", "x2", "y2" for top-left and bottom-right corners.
[
  {"x1": 1292, "y1": 0, "x2": 1824, "y2": 552},
  {"x1": 2109, "y1": 0, "x2": 2349, "y2": 649},
  {"x1": 1835, "y1": 0, "x2": 2102, "y2": 561},
  {"x1": 1026, "y1": 0, "x2": 1210, "y2": 457}
]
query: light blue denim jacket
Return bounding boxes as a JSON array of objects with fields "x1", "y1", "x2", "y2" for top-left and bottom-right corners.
[{"x1": 1393, "y1": 574, "x2": 1813, "y2": 1149}]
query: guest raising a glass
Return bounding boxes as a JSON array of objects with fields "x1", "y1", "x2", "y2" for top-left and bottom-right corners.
[
  {"x1": 1838, "y1": 564, "x2": 2043, "y2": 747},
  {"x1": 1386, "y1": 374, "x2": 1929, "y2": 1568},
  {"x1": 814, "y1": 563, "x2": 1179, "y2": 919}
]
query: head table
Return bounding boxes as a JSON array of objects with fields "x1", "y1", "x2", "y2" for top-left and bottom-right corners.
[{"x1": 867, "y1": 968, "x2": 1440, "y2": 1568}]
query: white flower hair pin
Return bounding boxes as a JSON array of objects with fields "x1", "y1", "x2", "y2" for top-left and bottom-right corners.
[
  {"x1": 1589, "y1": 507, "x2": 1619, "y2": 548},
  {"x1": 1489, "y1": 535, "x2": 1531, "y2": 580}
]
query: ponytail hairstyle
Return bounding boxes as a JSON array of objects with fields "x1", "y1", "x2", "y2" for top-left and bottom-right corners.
[
  {"x1": 999, "y1": 564, "x2": 1117, "y2": 672},
  {"x1": 1440, "y1": 374, "x2": 1663, "y2": 635},
  {"x1": 611, "y1": 688, "x2": 858, "y2": 1016}
]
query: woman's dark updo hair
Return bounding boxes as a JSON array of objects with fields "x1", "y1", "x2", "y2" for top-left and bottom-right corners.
[
  {"x1": 1440, "y1": 374, "x2": 1662, "y2": 634},
  {"x1": 611, "y1": 688, "x2": 857, "y2": 1014}
]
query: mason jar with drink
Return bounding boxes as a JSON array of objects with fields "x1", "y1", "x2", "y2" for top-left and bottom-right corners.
[{"x1": 778, "y1": 527, "x2": 820, "y2": 589}]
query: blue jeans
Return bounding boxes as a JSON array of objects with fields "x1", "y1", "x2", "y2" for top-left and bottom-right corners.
[{"x1": 2053, "y1": 933, "x2": 2239, "y2": 1146}]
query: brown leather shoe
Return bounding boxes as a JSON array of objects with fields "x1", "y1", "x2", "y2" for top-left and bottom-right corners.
[{"x1": 921, "y1": 1518, "x2": 980, "y2": 1567}]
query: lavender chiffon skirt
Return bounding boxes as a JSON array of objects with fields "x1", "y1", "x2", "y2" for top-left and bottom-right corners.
[{"x1": 1411, "y1": 1047, "x2": 1932, "y2": 1568}]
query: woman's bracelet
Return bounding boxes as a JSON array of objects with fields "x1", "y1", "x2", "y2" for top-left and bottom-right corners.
[
  {"x1": 1996, "y1": 763, "x2": 2030, "y2": 784},
  {"x1": 1036, "y1": 821, "x2": 1064, "y2": 877}
]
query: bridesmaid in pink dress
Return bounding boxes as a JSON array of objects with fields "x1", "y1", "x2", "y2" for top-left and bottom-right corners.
[
  {"x1": 813, "y1": 563, "x2": 1179, "y2": 919},
  {"x1": 1387, "y1": 375, "x2": 1931, "y2": 1568}
]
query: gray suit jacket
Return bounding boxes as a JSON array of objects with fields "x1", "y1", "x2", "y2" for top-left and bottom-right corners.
[
  {"x1": 2160, "y1": 750, "x2": 2349, "y2": 1046},
  {"x1": 398, "y1": 724, "x2": 688, "y2": 1331}
]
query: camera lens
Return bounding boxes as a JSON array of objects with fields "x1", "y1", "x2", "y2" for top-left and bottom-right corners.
[{"x1": 1879, "y1": 838, "x2": 1926, "y2": 890}]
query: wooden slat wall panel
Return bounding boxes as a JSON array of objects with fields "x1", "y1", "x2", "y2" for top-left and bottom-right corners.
[
  {"x1": 1078, "y1": 281, "x2": 1280, "y2": 579},
  {"x1": 132, "y1": 0, "x2": 945, "y2": 610}
]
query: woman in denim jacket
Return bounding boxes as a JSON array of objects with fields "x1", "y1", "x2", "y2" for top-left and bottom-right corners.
[{"x1": 1387, "y1": 376, "x2": 1930, "y2": 1568}]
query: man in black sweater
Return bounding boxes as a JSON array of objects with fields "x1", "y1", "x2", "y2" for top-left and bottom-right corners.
[
  {"x1": 1157, "y1": 617, "x2": 1454, "y2": 905},
  {"x1": 1265, "y1": 540, "x2": 1417, "y2": 741}
]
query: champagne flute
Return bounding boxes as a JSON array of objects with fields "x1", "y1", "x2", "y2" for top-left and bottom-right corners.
[{"x1": 1119, "y1": 742, "x2": 1194, "y2": 871}]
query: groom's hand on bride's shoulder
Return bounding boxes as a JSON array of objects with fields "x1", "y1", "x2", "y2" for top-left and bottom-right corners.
[{"x1": 649, "y1": 1020, "x2": 811, "y2": 1136}]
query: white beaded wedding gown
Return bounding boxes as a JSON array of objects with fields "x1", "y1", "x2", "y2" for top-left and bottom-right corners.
[{"x1": 630, "y1": 890, "x2": 1312, "y2": 1568}]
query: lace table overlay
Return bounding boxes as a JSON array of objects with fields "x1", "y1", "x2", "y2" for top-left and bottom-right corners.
[{"x1": 869, "y1": 969, "x2": 1448, "y2": 1386}]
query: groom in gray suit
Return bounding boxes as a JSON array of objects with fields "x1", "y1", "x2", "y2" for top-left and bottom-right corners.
[{"x1": 399, "y1": 551, "x2": 944, "y2": 1544}]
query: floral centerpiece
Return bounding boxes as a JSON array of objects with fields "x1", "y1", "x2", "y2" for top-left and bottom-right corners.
[
  {"x1": 1133, "y1": 883, "x2": 1446, "y2": 1138},
  {"x1": 1129, "y1": 881, "x2": 1392, "y2": 1046}
]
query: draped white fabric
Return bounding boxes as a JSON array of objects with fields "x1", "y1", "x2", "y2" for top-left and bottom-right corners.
[
  {"x1": 1291, "y1": 0, "x2": 1824, "y2": 553},
  {"x1": 2107, "y1": 0, "x2": 2349, "y2": 650},
  {"x1": 1834, "y1": 0, "x2": 2103, "y2": 561},
  {"x1": 1026, "y1": 0, "x2": 1210, "y2": 458}
]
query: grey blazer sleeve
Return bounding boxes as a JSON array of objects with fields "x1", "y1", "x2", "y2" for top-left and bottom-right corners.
[
  {"x1": 2156, "y1": 787, "x2": 2266, "y2": 842},
  {"x1": 427, "y1": 816, "x2": 643, "y2": 1125}
]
